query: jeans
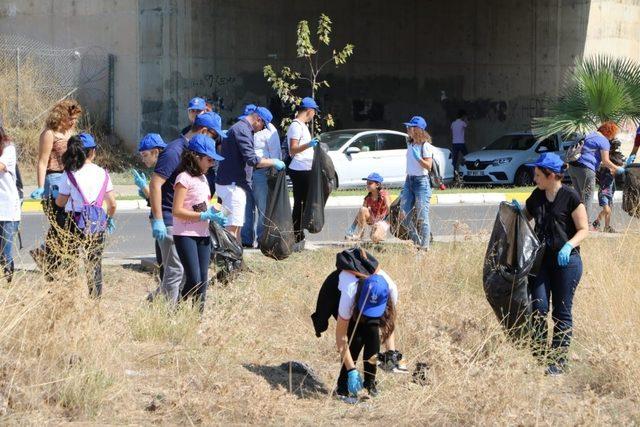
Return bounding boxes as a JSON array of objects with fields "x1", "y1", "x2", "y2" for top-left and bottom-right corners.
[
  {"x1": 568, "y1": 165, "x2": 596, "y2": 221},
  {"x1": 157, "y1": 226, "x2": 185, "y2": 304},
  {"x1": 336, "y1": 319, "x2": 381, "y2": 395},
  {"x1": 241, "y1": 169, "x2": 269, "y2": 246},
  {"x1": 174, "y1": 235, "x2": 211, "y2": 313},
  {"x1": 451, "y1": 144, "x2": 468, "y2": 171},
  {"x1": 43, "y1": 172, "x2": 63, "y2": 198},
  {"x1": 400, "y1": 175, "x2": 432, "y2": 248},
  {"x1": 529, "y1": 251, "x2": 582, "y2": 362},
  {"x1": 0, "y1": 220, "x2": 19, "y2": 280},
  {"x1": 289, "y1": 169, "x2": 312, "y2": 243}
]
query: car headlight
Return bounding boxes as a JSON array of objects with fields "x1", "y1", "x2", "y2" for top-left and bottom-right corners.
[{"x1": 492, "y1": 157, "x2": 513, "y2": 166}]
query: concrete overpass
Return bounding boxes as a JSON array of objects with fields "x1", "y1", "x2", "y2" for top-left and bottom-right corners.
[{"x1": 1, "y1": 0, "x2": 640, "y2": 150}]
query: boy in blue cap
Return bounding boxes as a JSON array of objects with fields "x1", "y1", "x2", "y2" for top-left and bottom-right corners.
[
  {"x1": 346, "y1": 172, "x2": 391, "y2": 243},
  {"x1": 180, "y1": 97, "x2": 207, "y2": 136}
]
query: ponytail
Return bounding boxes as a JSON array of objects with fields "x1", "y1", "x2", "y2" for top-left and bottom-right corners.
[{"x1": 62, "y1": 135, "x2": 91, "y2": 172}]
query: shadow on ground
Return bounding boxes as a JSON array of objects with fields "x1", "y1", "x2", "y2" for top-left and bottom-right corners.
[{"x1": 243, "y1": 361, "x2": 330, "y2": 399}]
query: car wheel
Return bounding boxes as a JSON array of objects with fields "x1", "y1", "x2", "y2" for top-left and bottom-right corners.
[{"x1": 514, "y1": 167, "x2": 533, "y2": 186}]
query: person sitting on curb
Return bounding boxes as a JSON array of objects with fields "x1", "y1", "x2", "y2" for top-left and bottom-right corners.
[{"x1": 345, "y1": 172, "x2": 390, "y2": 243}]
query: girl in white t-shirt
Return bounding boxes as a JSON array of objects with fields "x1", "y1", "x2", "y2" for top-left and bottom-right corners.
[
  {"x1": 55, "y1": 133, "x2": 117, "y2": 297},
  {"x1": 286, "y1": 97, "x2": 321, "y2": 247},
  {"x1": 0, "y1": 126, "x2": 21, "y2": 283}
]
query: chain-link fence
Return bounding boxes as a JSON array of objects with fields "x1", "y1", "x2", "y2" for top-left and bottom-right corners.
[{"x1": 0, "y1": 33, "x2": 113, "y2": 130}]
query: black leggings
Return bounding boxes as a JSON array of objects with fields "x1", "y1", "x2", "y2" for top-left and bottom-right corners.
[
  {"x1": 289, "y1": 169, "x2": 312, "y2": 242},
  {"x1": 42, "y1": 198, "x2": 72, "y2": 281},
  {"x1": 336, "y1": 319, "x2": 381, "y2": 395},
  {"x1": 174, "y1": 235, "x2": 211, "y2": 313}
]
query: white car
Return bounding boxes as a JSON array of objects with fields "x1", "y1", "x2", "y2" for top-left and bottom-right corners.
[
  {"x1": 459, "y1": 132, "x2": 572, "y2": 186},
  {"x1": 320, "y1": 129, "x2": 454, "y2": 189}
]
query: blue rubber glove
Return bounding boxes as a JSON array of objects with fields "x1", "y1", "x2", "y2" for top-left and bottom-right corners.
[
  {"x1": 411, "y1": 145, "x2": 423, "y2": 161},
  {"x1": 138, "y1": 188, "x2": 146, "y2": 199},
  {"x1": 30, "y1": 187, "x2": 44, "y2": 200},
  {"x1": 309, "y1": 138, "x2": 319, "y2": 148},
  {"x1": 273, "y1": 159, "x2": 286, "y2": 171},
  {"x1": 615, "y1": 166, "x2": 626, "y2": 176},
  {"x1": 151, "y1": 219, "x2": 167, "y2": 241},
  {"x1": 51, "y1": 186, "x2": 59, "y2": 199},
  {"x1": 347, "y1": 369, "x2": 363, "y2": 396},
  {"x1": 132, "y1": 169, "x2": 147, "y2": 190},
  {"x1": 106, "y1": 217, "x2": 116, "y2": 234},
  {"x1": 557, "y1": 242, "x2": 574, "y2": 267},
  {"x1": 626, "y1": 154, "x2": 636, "y2": 166},
  {"x1": 512, "y1": 199, "x2": 522, "y2": 211},
  {"x1": 200, "y1": 207, "x2": 228, "y2": 226}
]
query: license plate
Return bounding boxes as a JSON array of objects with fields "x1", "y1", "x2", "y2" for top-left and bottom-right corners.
[{"x1": 467, "y1": 171, "x2": 484, "y2": 176}]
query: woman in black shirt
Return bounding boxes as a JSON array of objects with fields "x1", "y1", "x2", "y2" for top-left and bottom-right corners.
[{"x1": 518, "y1": 153, "x2": 589, "y2": 375}]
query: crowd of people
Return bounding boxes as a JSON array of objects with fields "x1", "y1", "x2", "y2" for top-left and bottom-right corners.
[{"x1": 0, "y1": 96, "x2": 638, "y2": 401}]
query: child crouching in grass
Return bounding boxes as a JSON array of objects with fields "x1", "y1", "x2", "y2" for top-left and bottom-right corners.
[{"x1": 345, "y1": 172, "x2": 390, "y2": 243}]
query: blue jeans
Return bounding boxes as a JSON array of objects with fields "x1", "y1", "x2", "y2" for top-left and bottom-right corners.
[
  {"x1": 0, "y1": 220, "x2": 19, "y2": 279},
  {"x1": 174, "y1": 235, "x2": 211, "y2": 313},
  {"x1": 400, "y1": 175, "x2": 432, "y2": 248},
  {"x1": 530, "y1": 251, "x2": 582, "y2": 361},
  {"x1": 241, "y1": 169, "x2": 268, "y2": 246},
  {"x1": 44, "y1": 172, "x2": 63, "y2": 198}
]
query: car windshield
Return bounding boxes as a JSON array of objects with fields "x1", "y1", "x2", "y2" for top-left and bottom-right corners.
[
  {"x1": 319, "y1": 131, "x2": 358, "y2": 150},
  {"x1": 484, "y1": 135, "x2": 536, "y2": 151}
]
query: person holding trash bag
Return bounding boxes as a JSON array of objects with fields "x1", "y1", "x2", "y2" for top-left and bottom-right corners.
[
  {"x1": 399, "y1": 116, "x2": 433, "y2": 250},
  {"x1": 215, "y1": 106, "x2": 286, "y2": 243},
  {"x1": 172, "y1": 134, "x2": 226, "y2": 313},
  {"x1": 515, "y1": 152, "x2": 588, "y2": 376},
  {"x1": 567, "y1": 121, "x2": 625, "y2": 222},
  {"x1": 335, "y1": 267, "x2": 398, "y2": 402},
  {"x1": 287, "y1": 97, "x2": 321, "y2": 249}
]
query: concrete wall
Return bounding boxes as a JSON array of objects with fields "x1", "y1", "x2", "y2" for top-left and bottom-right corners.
[{"x1": 0, "y1": 0, "x2": 139, "y2": 146}]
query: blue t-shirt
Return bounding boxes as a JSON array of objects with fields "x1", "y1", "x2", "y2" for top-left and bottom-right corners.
[
  {"x1": 153, "y1": 135, "x2": 188, "y2": 226},
  {"x1": 577, "y1": 131, "x2": 610, "y2": 171}
]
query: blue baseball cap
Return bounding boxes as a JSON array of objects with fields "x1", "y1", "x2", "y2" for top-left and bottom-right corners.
[
  {"x1": 188, "y1": 134, "x2": 224, "y2": 161},
  {"x1": 188, "y1": 97, "x2": 206, "y2": 111},
  {"x1": 525, "y1": 152, "x2": 565, "y2": 173},
  {"x1": 403, "y1": 116, "x2": 428, "y2": 130},
  {"x1": 137, "y1": 133, "x2": 166, "y2": 152},
  {"x1": 78, "y1": 133, "x2": 96, "y2": 149},
  {"x1": 254, "y1": 106, "x2": 273, "y2": 126},
  {"x1": 363, "y1": 172, "x2": 384, "y2": 183},
  {"x1": 238, "y1": 104, "x2": 257, "y2": 120},
  {"x1": 194, "y1": 111, "x2": 223, "y2": 136},
  {"x1": 300, "y1": 97, "x2": 320, "y2": 111},
  {"x1": 357, "y1": 274, "x2": 390, "y2": 318}
]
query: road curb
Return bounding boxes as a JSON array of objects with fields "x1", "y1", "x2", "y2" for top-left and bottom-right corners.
[{"x1": 21, "y1": 191, "x2": 624, "y2": 213}]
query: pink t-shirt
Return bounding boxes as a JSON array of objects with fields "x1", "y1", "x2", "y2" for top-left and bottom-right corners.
[{"x1": 172, "y1": 172, "x2": 211, "y2": 237}]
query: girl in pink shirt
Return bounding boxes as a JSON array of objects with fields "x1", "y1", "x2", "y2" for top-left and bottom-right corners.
[{"x1": 172, "y1": 134, "x2": 226, "y2": 313}]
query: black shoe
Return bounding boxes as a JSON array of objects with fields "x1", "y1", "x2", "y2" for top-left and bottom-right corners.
[
  {"x1": 545, "y1": 363, "x2": 565, "y2": 376},
  {"x1": 241, "y1": 243, "x2": 255, "y2": 249},
  {"x1": 364, "y1": 380, "x2": 379, "y2": 397}
]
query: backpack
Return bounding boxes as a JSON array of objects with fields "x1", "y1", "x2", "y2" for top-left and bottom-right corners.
[
  {"x1": 565, "y1": 138, "x2": 585, "y2": 163},
  {"x1": 67, "y1": 170, "x2": 110, "y2": 235},
  {"x1": 429, "y1": 157, "x2": 446, "y2": 190}
]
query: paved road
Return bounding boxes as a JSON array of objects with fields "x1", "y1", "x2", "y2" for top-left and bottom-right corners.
[{"x1": 15, "y1": 204, "x2": 639, "y2": 262}]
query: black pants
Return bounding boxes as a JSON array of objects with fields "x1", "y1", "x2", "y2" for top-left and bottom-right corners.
[
  {"x1": 42, "y1": 198, "x2": 73, "y2": 281},
  {"x1": 174, "y1": 235, "x2": 211, "y2": 313},
  {"x1": 289, "y1": 169, "x2": 312, "y2": 242},
  {"x1": 66, "y1": 217, "x2": 106, "y2": 297},
  {"x1": 336, "y1": 319, "x2": 381, "y2": 395},
  {"x1": 451, "y1": 144, "x2": 468, "y2": 171}
]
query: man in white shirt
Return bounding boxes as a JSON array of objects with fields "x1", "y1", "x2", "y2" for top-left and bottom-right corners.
[{"x1": 450, "y1": 109, "x2": 468, "y2": 172}]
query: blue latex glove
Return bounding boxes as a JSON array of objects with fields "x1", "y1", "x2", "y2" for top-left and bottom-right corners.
[
  {"x1": 615, "y1": 166, "x2": 626, "y2": 176},
  {"x1": 30, "y1": 187, "x2": 44, "y2": 200},
  {"x1": 557, "y1": 242, "x2": 574, "y2": 267},
  {"x1": 411, "y1": 145, "x2": 423, "y2": 161},
  {"x1": 51, "y1": 186, "x2": 59, "y2": 199},
  {"x1": 132, "y1": 169, "x2": 148, "y2": 190},
  {"x1": 309, "y1": 138, "x2": 319, "y2": 148},
  {"x1": 151, "y1": 219, "x2": 167, "y2": 241},
  {"x1": 106, "y1": 217, "x2": 116, "y2": 234},
  {"x1": 273, "y1": 159, "x2": 286, "y2": 171},
  {"x1": 138, "y1": 188, "x2": 146, "y2": 199},
  {"x1": 626, "y1": 154, "x2": 636, "y2": 166},
  {"x1": 512, "y1": 199, "x2": 522, "y2": 211},
  {"x1": 347, "y1": 369, "x2": 363, "y2": 396},
  {"x1": 200, "y1": 207, "x2": 228, "y2": 226}
]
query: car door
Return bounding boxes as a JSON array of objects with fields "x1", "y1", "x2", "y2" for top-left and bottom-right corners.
[
  {"x1": 376, "y1": 132, "x2": 408, "y2": 186},
  {"x1": 340, "y1": 133, "x2": 380, "y2": 186}
]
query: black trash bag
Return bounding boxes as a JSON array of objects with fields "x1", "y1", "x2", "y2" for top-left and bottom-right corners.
[
  {"x1": 302, "y1": 144, "x2": 336, "y2": 233},
  {"x1": 259, "y1": 168, "x2": 296, "y2": 260},
  {"x1": 483, "y1": 202, "x2": 542, "y2": 336},
  {"x1": 209, "y1": 220, "x2": 243, "y2": 284},
  {"x1": 389, "y1": 197, "x2": 411, "y2": 240},
  {"x1": 623, "y1": 164, "x2": 640, "y2": 218}
]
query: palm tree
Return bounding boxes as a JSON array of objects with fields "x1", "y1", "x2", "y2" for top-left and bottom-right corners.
[{"x1": 533, "y1": 55, "x2": 640, "y2": 138}]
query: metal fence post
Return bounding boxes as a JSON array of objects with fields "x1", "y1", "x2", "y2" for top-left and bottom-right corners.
[{"x1": 15, "y1": 47, "x2": 20, "y2": 124}]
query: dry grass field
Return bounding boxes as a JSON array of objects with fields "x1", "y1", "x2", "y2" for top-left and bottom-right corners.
[{"x1": 0, "y1": 234, "x2": 638, "y2": 425}]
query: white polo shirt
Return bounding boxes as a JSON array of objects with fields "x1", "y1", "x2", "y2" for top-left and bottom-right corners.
[{"x1": 337, "y1": 270, "x2": 398, "y2": 320}]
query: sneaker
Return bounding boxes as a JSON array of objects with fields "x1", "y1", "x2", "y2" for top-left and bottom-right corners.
[
  {"x1": 545, "y1": 363, "x2": 565, "y2": 376},
  {"x1": 377, "y1": 351, "x2": 409, "y2": 374},
  {"x1": 603, "y1": 225, "x2": 617, "y2": 233},
  {"x1": 591, "y1": 220, "x2": 601, "y2": 231},
  {"x1": 364, "y1": 380, "x2": 379, "y2": 397}
]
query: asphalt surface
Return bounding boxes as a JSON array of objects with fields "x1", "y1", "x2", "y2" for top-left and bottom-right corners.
[{"x1": 15, "y1": 204, "x2": 639, "y2": 263}]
